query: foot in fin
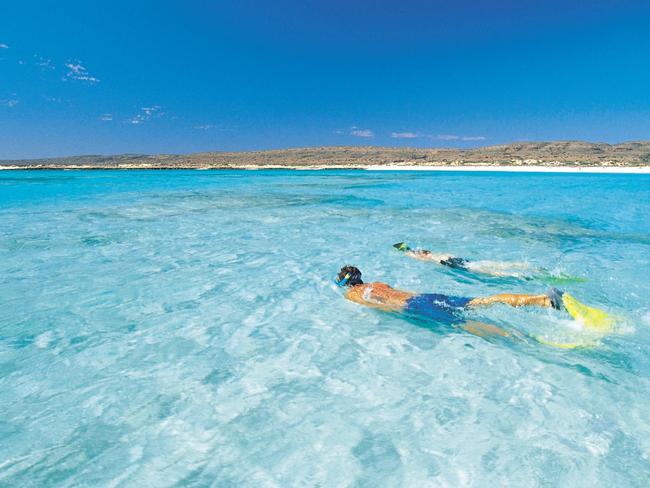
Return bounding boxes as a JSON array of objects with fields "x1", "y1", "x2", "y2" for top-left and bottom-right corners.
[
  {"x1": 562, "y1": 293, "x2": 615, "y2": 333},
  {"x1": 393, "y1": 242, "x2": 410, "y2": 252}
]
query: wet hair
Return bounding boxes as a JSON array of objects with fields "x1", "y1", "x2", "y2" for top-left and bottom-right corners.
[{"x1": 337, "y1": 265, "x2": 364, "y2": 286}]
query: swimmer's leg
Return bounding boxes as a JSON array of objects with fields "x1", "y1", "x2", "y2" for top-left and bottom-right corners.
[
  {"x1": 461, "y1": 320, "x2": 511, "y2": 338},
  {"x1": 561, "y1": 293, "x2": 615, "y2": 333},
  {"x1": 468, "y1": 293, "x2": 553, "y2": 309},
  {"x1": 465, "y1": 260, "x2": 535, "y2": 278}
]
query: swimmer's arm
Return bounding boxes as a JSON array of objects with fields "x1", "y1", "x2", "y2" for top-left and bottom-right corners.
[{"x1": 467, "y1": 293, "x2": 552, "y2": 309}]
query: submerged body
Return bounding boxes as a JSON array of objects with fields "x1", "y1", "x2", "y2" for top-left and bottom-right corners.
[
  {"x1": 393, "y1": 242, "x2": 585, "y2": 283},
  {"x1": 338, "y1": 266, "x2": 556, "y2": 340},
  {"x1": 393, "y1": 242, "x2": 535, "y2": 278},
  {"x1": 345, "y1": 281, "x2": 551, "y2": 317},
  {"x1": 336, "y1": 266, "x2": 611, "y2": 344}
]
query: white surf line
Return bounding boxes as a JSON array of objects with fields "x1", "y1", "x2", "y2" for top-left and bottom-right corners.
[{"x1": 365, "y1": 164, "x2": 650, "y2": 174}]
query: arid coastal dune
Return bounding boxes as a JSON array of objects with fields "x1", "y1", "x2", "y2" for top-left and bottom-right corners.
[{"x1": 2, "y1": 141, "x2": 650, "y2": 169}]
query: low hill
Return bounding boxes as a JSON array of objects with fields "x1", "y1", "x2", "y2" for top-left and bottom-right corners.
[{"x1": 2, "y1": 141, "x2": 650, "y2": 169}]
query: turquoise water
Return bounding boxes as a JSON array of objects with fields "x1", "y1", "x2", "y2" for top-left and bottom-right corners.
[{"x1": 1, "y1": 170, "x2": 650, "y2": 486}]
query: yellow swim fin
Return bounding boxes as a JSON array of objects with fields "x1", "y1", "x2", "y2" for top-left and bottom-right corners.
[{"x1": 562, "y1": 293, "x2": 614, "y2": 333}]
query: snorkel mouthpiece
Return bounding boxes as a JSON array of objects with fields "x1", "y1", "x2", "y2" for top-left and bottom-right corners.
[
  {"x1": 336, "y1": 273, "x2": 351, "y2": 287},
  {"x1": 393, "y1": 242, "x2": 409, "y2": 252}
]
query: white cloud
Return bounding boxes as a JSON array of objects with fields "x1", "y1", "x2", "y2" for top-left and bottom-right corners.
[
  {"x1": 391, "y1": 131, "x2": 419, "y2": 139},
  {"x1": 335, "y1": 127, "x2": 485, "y2": 141},
  {"x1": 34, "y1": 55, "x2": 54, "y2": 70},
  {"x1": 125, "y1": 106, "x2": 163, "y2": 125},
  {"x1": 64, "y1": 59, "x2": 100, "y2": 84},
  {"x1": 194, "y1": 124, "x2": 215, "y2": 130},
  {"x1": 127, "y1": 113, "x2": 145, "y2": 124},
  {"x1": 436, "y1": 134, "x2": 486, "y2": 141},
  {"x1": 141, "y1": 106, "x2": 160, "y2": 116},
  {"x1": 100, "y1": 113, "x2": 113, "y2": 121},
  {"x1": 350, "y1": 128, "x2": 374, "y2": 138},
  {"x1": 2, "y1": 99, "x2": 19, "y2": 108},
  {"x1": 0, "y1": 43, "x2": 8, "y2": 49},
  {"x1": 333, "y1": 126, "x2": 375, "y2": 138}
]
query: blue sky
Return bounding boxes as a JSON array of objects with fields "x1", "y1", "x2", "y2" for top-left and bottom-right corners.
[{"x1": 1, "y1": 0, "x2": 650, "y2": 159}]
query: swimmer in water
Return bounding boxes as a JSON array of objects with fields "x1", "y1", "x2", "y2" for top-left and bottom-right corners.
[
  {"x1": 335, "y1": 265, "x2": 568, "y2": 340},
  {"x1": 392, "y1": 242, "x2": 581, "y2": 283}
]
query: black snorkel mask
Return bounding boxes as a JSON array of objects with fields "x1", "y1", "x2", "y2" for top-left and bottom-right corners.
[{"x1": 335, "y1": 266, "x2": 363, "y2": 287}]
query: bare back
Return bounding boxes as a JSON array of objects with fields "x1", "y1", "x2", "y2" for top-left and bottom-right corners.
[{"x1": 345, "y1": 282, "x2": 415, "y2": 311}]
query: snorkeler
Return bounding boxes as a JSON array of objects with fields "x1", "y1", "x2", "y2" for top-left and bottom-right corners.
[
  {"x1": 392, "y1": 242, "x2": 582, "y2": 283},
  {"x1": 334, "y1": 265, "x2": 607, "y2": 342},
  {"x1": 392, "y1": 242, "x2": 533, "y2": 277}
]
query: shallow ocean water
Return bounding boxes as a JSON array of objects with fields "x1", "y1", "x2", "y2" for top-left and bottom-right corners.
[{"x1": 1, "y1": 169, "x2": 650, "y2": 487}]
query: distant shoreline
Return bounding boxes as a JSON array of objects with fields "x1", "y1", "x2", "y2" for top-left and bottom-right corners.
[
  {"x1": 2, "y1": 142, "x2": 650, "y2": 171},
  {"x1": 2, "y1": 164, "x2": 650, "y2": 173}
]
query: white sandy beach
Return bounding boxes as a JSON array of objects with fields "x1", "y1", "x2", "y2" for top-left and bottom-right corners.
[
  {"x1": 2, "y1": 164, "x2": 649, "y2": 173},
  {"x1": 365, "y1": 164, "x2": 650, "y2": 174}
]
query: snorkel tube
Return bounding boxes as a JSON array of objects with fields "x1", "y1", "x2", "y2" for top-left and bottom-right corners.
[{"x1": 335, "y1": 273, "x2": 351, "y2": 287}]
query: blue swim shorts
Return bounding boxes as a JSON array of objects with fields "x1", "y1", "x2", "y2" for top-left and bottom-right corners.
[{"x1": 404, "y1": 293, "x2": 472, "y2": 324}]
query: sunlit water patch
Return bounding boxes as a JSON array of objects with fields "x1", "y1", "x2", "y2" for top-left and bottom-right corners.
[{"x1": 1, "y1": 170, "x2": 650, "y2": 486}]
